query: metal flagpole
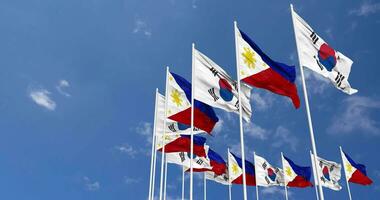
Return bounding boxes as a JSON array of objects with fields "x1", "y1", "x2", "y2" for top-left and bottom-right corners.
[
  {"x1": 148, "y1": 89, "x2": 159, "y2": 200},
  {"x1": 310, "y1": 151, "x2": 320, "y2": 200},
  {"x1": 151, "y1": 131, "x2": 158, "y2": 200},
  {"x1": 204, "y1": 173, "x2": 207, "y2": 200},
  {"x1": 340, "y1": 146, "x2": 353, "y2": 200},
  {"x1": 253, "y1": 152, "x2": 259, "y2": 200},
  {"x1": 281, "y1": 153, "x2": 289, "y2": 200},
  {"x1": 233, "y1": 20, "x2": 248, "y2": 200},
  {"x1": 290, "y1": 4, "x2": 324, "y2": 200},
  {"x1": 228, "y1": 148, "x2": 232, "y2": 200},
  {"x1": 163, "y1": 159, "x2": 168, "y2": 200},
  {"x1": 190, "y1": 43, "x2": 195, "y2": 200},
  {"x1": 182, "y1": 166, "x2": 185, "y2": 200},
  {"x1": 159, "y1": 67, "x2": 170, "y2": 200}
]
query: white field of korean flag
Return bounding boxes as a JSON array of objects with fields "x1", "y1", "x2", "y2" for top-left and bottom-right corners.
[
  {"x1": 255, "y1": 154, "x2": 284, "y2": 187},
  {"x1": 291, "y1": 8, "x2": 357, "y2": 94},
  {"x1": 166, "y1": 145, "x2": 211, "y2": 170},
  {"x1": 193, "y1": 48, "x2": 252, "y2": 122},
  {"x1": 310, "y1": 153, "x2": 342, "y2": 191}
]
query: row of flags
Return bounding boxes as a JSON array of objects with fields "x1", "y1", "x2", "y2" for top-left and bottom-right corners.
[{"x1": 148, "y1": 4, "x2": 369, "y2": 200}]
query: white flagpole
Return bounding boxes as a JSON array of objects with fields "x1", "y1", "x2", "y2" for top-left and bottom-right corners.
[
  {"x1": 290, "y1": 4, "x2": 324, "y2": 200},
  {"x1": 148, "y1": 88, "x2": 159, "y2": 200},
  {"x1": 310, "y1": 151, "x2": 320, "y2": 200},
  {"x1": 233, "y1": 20, "x2": 248, "y2": 200},
  {"x1": 253, "y1": 152, "x2": 259, "y2": 200},
  {"x1": 281, "y1": 153, "x2": 289, "y2": 200},
  {"x1": 159, "y1": 67, "x2": 170, "y2": 200},
  {"x1": 204, "y1": 173, "x2": 207, "y2": 200},
  {"x1": 228, "y1": 148, "x2": 232, "y2": 200},
  {"x1": 190, "y1": 43, "x2": 195, "y2": 200},
  {"x1": 182, "y1": 166, "x2": 185, "y2": 200},
  {"x1": 340, "y1": 146, "x2": 353, "y2": 200},
  {"x1": 163, "y1": 159, "x2": 168, "y2": 200},
  {"x1": 151, "y1": 132, "x2": 158, "y2": 200}
]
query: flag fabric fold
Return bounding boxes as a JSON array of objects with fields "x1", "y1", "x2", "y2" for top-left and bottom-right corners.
[
  {"x1": 310, "y1": 153, "x2": 342, "y2": 191},
  {"x1": 166, "y1": 145, "x2": 212, "y2": 170},
  {"x1": 235, "y1": 25, "x2": 301, "y2": 109},
  {"x1": 341, "y1": 150, "x2": 373, "y2": 185},
  {"x1": 193, "y1": 48, "x2": 252, "y2": 121},
  {"x1": 291, "y1": 9, "x2": 357, "y2": 95},
  {"x1": 166, "y1": 71, "x2": 219, "y2": 134},
  {"x1": 254, "y1": 154, "x2": 284, "y2": 187},
  {"x1": 228, "y1": 152, "x2": 256, "y2": 186},
  {"x1": 156, "y1": 134, "x2": 207, "y2": 157},
  {"x1": 282, "y1": 155, "x2": 313, "y2": 188}
]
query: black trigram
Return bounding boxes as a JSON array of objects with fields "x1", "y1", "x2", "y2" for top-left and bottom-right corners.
[
  {"x1": 310, "y1": 32, "x2": 319, "y2": 44},
  {"x1": 208, "y1": 88, "x2": 219, "y2": 101},
  {"x1": 209, "y1": 67, "x2": 219, "y2": 76},
  {"x1": 265, "y1": 176, "x2": 271, "y2": 184},
  {"x1": 262, "y1": 162, "x2": 267, "y2": 170},
  {"x1": 168, "y1": 124, "x2": 177, "y2": 132},
  {"x1": 335, "y1": 72, "x2": 345, "y2": 88},
  {"x1": 179, "y1": 152, "x2": 186, "y2": 162},
  {"x1": 196, "y1": 159, "x2": 203, "y2": 165},
  {"x1": 234, "y1": 100, "x2": 239, "y2": 110}
]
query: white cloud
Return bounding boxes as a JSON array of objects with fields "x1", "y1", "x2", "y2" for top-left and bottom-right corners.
[
  {"x1": 251, "y1": 92, "x2": 275, "y2": 111},
  {"x1": 133, "y1": 19, "x2": 152, "y2": 37},
  {"x1": 261, "y1": 187, "x2": 292, "y2": 197},
  {"x1": 350, "y1": 1, "x2": 380, "y2": 16},
  {"x1": 115, "y1": 143, "x2": 138, "y2": 158},
  {"x1": 272, "y1": 126, "x2": 298, "y2": 151},
  {"x1": 83, "y1": 176, "x2": 100, "y2": 191},
  {"x1": 56, "y1": 79, "x2": 71, "y2": 97},
  {"x1": 136, "y1": 122, "x2": 153, "y2": 143},
  {"x1": 192, "y1": 0, "x2": 198, "y2": 9},
  {"x1": 124, "y1": 177, "x2": 141, "y2": 184},
  {"x1": 324, "y1": 28, "x2": 334, "y2": 40},
  {"x1": 212, "y1": 119, "x2": 224, "y2": 135},
  {"x1": 244, "y1": 122, "x2": 269, "y2": 140},
  {"x1": 301, "y1": 68, "x2": 330, "y2": 95},
  {"x1": 29, "y1": 88, "x2": 56, "y2": 111},
  {"x1": 328, "y1": 96, "x2": 380, "y2": 135}
]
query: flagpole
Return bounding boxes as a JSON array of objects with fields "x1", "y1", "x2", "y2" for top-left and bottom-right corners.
[
  {"x1": 182, "y1": 166, "x2": 185, "y2": 200},
  {"x1": 152, "y1": 133, "x2": 158, "y2": 200},
  {"x1": 340, "y1": 146, "x2": 353, "y2": 200},
  {"x1": 253, "y1": 152, "x2": 259, "y2": 200},
  {"x1": 281, "y1": 152, "x2": 289, "y2": 200},
  {"x1": 234, "y1": 20, "x2": 248, "y2": 200},
  {"x1": 148, "y1": 88, "x2": 159, "y2": 200},
  {"x1": 204, "y1": 173, "x2": 207, "y2": 200},
  {"x1": 159, "y1": 67, "x2": 170, "y2": 200},
  {"x1": 290, "y1": 4, "x2": 324, "y2": 200},
  {"x1": 190, "y1": 43, "x2": 195, "y2": 200},
  {"x1": 228, "y1": 148, "x2": 232, "y2": 200},
  {"x1": 310, "y1": 151, "x2": 320, "y2": 200},
  {"x1": 163, "y1": 159, "x2": 168, "y2": 200}
]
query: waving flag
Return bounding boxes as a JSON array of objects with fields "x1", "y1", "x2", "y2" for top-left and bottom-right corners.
[
  {"x1": 310, "y1": 153, "x2": 342, "y2": 191},
  {"x1": 166, "y1": 71, "x2": 219, "y2": 134},
  {"x1": 341, "y1": 149, "x2": 373, "y2": 185},
  {"x1": 235, "y1": 24, "x2": 300, "y2": 108},
  {"x1": 282, "y1": 155, "x2": 313, "y2": 187},
  {"x1": 193, "y1": 48, "x2": 252, "y2": 121},
  {"x1": 205, "y1": 149, "x2": 229, "y2": 185},
  {"x1": 156, "y1": 134, "x2": 207, "y2": 157},
  {"x1": 228, "y1": 152, "x2": 256, "y2": 186},
  {"x1": 166, "y1": 145, "x2": 212, "y2": 170},
  {"x1": 254, "y1": 154, "x2": 284, "y2": 187},
  {"x1": 291, "y1": 8, "x2": 357, "y2": 95}
]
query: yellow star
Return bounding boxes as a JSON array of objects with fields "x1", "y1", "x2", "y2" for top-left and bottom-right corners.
[
  {"x1": 346, "y1": 163, "x2": 353, "y2": 173},
  {"x1": 285, "y1": 166, "x2": 292, "y2": 177},
  {"x1": 171, "y1": 89, "x2": 183, "y2": 107},
  {"x1": 241, "y1": 47, "x2": 256, "y2": 69},
  {"x1": 169, "y1": 76, "x2": 174, "y2": 81},
  {"x1": 232, "y1": 163, "x2": 240, "y2": 175}
]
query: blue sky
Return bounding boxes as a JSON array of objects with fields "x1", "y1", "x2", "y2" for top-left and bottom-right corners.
[{"x1": 0, "y1": 0, "x2": 379, "y2": 199}]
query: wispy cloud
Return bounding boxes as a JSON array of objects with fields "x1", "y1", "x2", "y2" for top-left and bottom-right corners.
[
  {"x1": 261, "y1": 186, "x2": 292, "y2": 197},
  {"x1": 328, "y1": 96, "x2": 380, "y2": 135},
  {"x1": 56, "y1": 79, "x2": 71, "y2": 97},
  {"x1": 251, "y1": 92, "x2": 275, "y2": 111},
  {"x1": 349, "y1": 1, "x2": 380, "y2": 16},
  {"x1": 272, "y1": 126, "x2": 299, "y2": 151},
  {"x1": 29, "y1": 88, "x2": 56, "y2": 111},
  {"x1": 192, "y1": 0, "x2": 198, "y2": 9},
  {"x1": 133, "y1": 19, "x2": 152, "y2": 37},
  {"x1": 124, "y1": 177, "x2": 141, "y2": 184},
  {"x1": 83, "y1": 176, "x2": 100, "y2": 191},
  {"x1": 114, "y1": 143, "x2": 138, "y2": 158},
  {"x1": 301, "y1": 68, "x2": 330, "y2": 95},
  {"x1": 244, "y1": 122, "x2": 269, "y2": 140},
  {"x1": 136, "y1": 122, "x2": 153, "y2": 143}
]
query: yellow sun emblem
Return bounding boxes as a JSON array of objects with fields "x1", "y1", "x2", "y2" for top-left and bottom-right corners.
[
  {"x1": 346, "y1": 163, "x2": 353, "y2": 173},
  {"x1": 285, "y1": 166, "x2": 292, "y2": 176},
  {"x1": 232, "y1": 163, "x2": 240, "y2": 175},
  {"x1": 171, "y1": 89, "x2": 183, "y2": 107},
  {"x1": 242, "y1": 47, "x2": 256, "y2": 69}
]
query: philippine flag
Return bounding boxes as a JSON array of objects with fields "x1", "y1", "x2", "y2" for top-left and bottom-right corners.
[
  {"x1": 228, "y1": 152, "x2": 256, "y2": 186},
  {"x1": 235, "y1": 24, "x2": 300, "y2": 109},
  {"x1": 166, "y1": 71, "x2": 219, "y2": 134},
  {"x1": 341, "y1": 149, "x2": 373, "y2": 185},
  {"x1": 156, "y1": 134, "x2": 207, "y2": 157},
  {"x1": 282, "y1": 155, "x2": 313, "y2": 187}
]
